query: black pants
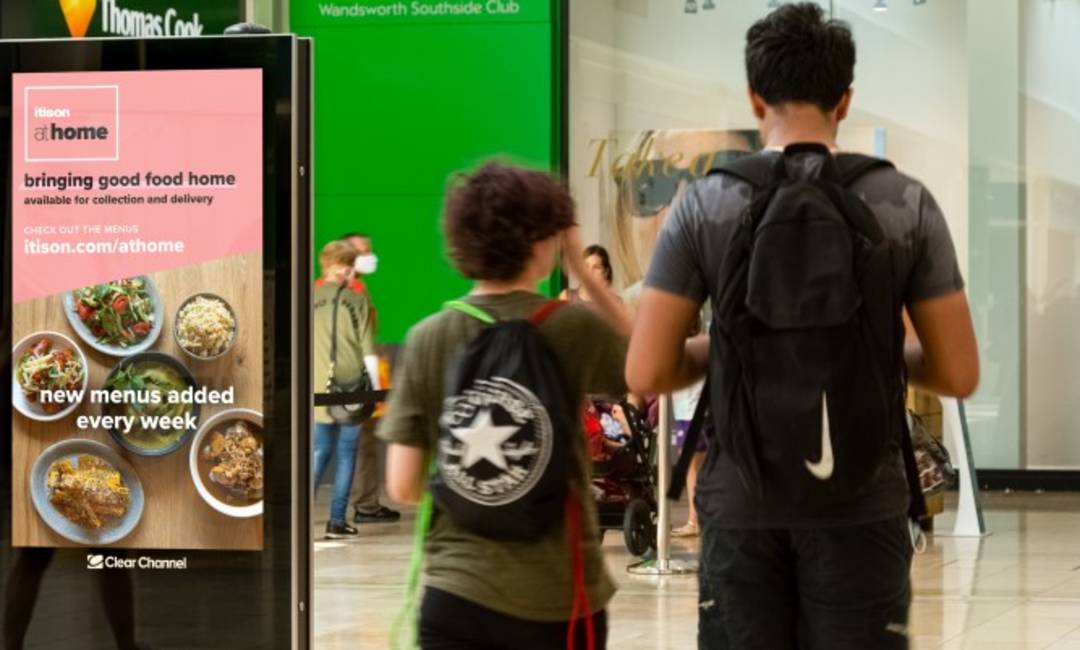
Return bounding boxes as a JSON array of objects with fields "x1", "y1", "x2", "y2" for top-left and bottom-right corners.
[
  {"x1": 698, "y1": 516, "x2": 913, "y2": 650},
  {"x1": 419, "y1": 587, "x2": 608, "y2": 650},
  {"x1": 3, "y1": 548, "x2": 139, "y2": 650}
]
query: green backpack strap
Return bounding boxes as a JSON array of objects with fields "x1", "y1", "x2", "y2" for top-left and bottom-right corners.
[
  {"x1": 390, "y1": 462, "x2": 438, "y2": 650},
  {"x1": 444, "y1": 300, "x2": 497, "y2": 324},
  {"x1": 391, "y1": 300, "x2": 494, "y2": 648}
]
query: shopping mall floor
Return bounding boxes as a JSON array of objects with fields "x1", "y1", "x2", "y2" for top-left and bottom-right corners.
[{"x1": 313, "y1": 491, "x2": 1080, "y2": 650}]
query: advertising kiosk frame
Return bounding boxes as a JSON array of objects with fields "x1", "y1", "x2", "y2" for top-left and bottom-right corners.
[{"x1": 0, "y1": 35, "x2": 313, "y2": 649}]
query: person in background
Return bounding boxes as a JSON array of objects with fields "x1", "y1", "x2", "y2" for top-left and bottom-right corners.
[
  {"x1": 671, "y1": 317, "x2": 706, "y2": 539},
  {"x1": 626, "y1": 5, "x2": 978, "y2": 648},
  {"x1": 313, "y1": 240, "x2": 375, "y2": 539},
  {"x1": 379, "y1": 162, "x2": 632, "y2": 649},
  {"x1": 339, "y1": 232, "x2": 401, "y2": 524},
  {"x1": 560, "y1": 244, "x2": 623, "y2": 307},
  {"x1": 562, "y1": 245, "x2": 637, "y2": 446}
]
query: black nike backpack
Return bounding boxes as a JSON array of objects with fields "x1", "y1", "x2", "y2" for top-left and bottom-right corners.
[
  {"x1": 429, "y1": 300, "x2": 576, "y2": 540},
  {"x1": 703, "y1": 143, "x2": 923, "y2": 514}
]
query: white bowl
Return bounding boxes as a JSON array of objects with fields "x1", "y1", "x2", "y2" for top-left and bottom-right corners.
[
  {"x1": 190, "y1": 408, "x2": 264, "y2": 518},
  {"x1": 12, "y1": 331, "x2": 90, "y2": 422},
  {"x1": 173, "y1": 292, "x2": 239, "y2": 362}
]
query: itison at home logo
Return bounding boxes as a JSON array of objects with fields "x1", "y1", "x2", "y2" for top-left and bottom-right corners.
[
  {"x1": 87, "y1": 554, "x2": 189, "y2": 570},
  {"x1": 24, "y1": 85, "x2": 120, "y2": 163}
]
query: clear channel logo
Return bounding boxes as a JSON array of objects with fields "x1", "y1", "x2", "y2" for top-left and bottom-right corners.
[{"x1": 87, "y1": 554, "x2": 189, "y2": 570}]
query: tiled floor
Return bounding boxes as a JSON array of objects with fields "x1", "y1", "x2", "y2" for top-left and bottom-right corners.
[{"x1": 314, "y1": 492, "x2": 1080, "y2": 649}]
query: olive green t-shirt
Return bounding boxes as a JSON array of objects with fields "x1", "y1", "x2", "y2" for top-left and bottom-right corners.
[
  {"x1": 313, "y1": 280, "x2": 375, "y2": 424},
  {"x1": 376, "y1": 291, "x2": 628, "y2": 622}
]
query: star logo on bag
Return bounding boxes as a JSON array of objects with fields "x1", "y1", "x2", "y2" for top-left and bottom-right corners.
[
  {"x1": 438, "y1": 378, "x2": 552, "y2": 507},
  {"x1": 450, "y1": 409, "x2": 520, "y2": 470}
]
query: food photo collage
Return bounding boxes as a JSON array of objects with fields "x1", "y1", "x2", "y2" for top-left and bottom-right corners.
[{"x1": 10, "y1": 254, "x2": 266, "y2": 551}]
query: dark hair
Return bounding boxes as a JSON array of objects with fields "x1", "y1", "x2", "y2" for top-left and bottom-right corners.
[
  {"x1": 444, "y1": 162, "x2": 576, "y2": 281},
  {"x1": 583, "y1": 244, "x2": 614, "y2": 285},
  {"x1": 745, "y1": 3, "x2": 856, "y2": 112}
]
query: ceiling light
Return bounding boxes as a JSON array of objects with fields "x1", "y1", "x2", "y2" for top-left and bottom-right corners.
[
  {"x1": 685, "y1": 0, "x2": 698, "y2": 13},
  {"x1": 873, "y1": 0, "x2": 888, "y2": 11},
  {"x1": 703, "y1": 0, "x2": 716, "y2": 9}
]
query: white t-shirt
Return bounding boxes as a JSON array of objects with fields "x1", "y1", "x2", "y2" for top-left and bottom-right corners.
[{"x1": 673, "y1": 379, "x2": 705, "y2": 422}]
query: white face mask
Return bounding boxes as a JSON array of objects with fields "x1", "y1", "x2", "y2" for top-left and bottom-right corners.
[{"x1": 354, "y1": 254, "x2": 378, "y2": 275}]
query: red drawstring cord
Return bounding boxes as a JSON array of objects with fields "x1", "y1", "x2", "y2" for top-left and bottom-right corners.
[{"x1": 565, "y1": 491, "x2": 595, "y2": 650}]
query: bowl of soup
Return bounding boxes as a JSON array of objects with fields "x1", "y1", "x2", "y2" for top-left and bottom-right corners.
[
  {"x1": 103, "y1": 353, "x2": 200, "y2": 456},
  {"x1": 189, "y1": 408, "x2": 263, "y2": 518}
]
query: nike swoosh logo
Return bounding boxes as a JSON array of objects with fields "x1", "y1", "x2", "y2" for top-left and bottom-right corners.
[{"x1": 805, "y1": 392, "x2": 834, "y2": 480}]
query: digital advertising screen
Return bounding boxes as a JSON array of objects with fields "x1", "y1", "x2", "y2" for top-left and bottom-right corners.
[
  {"x1": 9, "y1": 68, "x2": 265, "y2": 552},
  {"x1": 2, "y1": 36, "x2": 309, "y2": 648}
]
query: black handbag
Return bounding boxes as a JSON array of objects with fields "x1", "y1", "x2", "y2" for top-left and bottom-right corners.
[
  {"x1": 325, "y1": 284, "x2": 375, "y2": 425},
  {"x1": 907, "y1": 409, "x2": 957, "y2": 497}
]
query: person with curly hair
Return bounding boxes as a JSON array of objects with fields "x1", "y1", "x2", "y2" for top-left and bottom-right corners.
[{"x1": 378, "y1": 162, "x2": 632, "y2": 649}]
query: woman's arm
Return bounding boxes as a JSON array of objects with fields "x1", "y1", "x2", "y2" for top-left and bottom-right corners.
[{"x1": 351, "y1": 292, "x2": 382, "y2": 389}]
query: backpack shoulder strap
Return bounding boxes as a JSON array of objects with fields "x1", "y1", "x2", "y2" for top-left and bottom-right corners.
[
  {"x1": 528, "y1": 300, "x2": 566, "y2": 326},
  {"x1": 707, "y1": 152, "x2": 778, "y2": 190},
  {"x1": 444, "y1": 300, "x2": 497, "y2": 324},
  {"x1": 667, "y1": 378, "x2": 710, "y2": 501},
  {"x1": 834, "y1": 153, "x2": 895, "y2": 187}
]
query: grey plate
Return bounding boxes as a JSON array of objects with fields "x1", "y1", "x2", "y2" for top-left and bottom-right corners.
[
  {"x1": 30, "y1": 439, "x2": 145, "y2": 546},
  {"x1": 63, "y1": 277, "x2": 164, "y2": 358}
]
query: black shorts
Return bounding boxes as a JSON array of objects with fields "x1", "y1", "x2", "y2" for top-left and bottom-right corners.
[
  {"x1": 698, "y1": 516, "x2": 913, "y2": 650},
  {"x1": 419, "y1": 587, "x2": 608, "y2": 650}
]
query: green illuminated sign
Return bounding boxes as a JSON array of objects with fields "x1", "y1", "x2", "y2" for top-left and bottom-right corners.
[
  {"x1": 293, "y1": 0, "x2": 548, "y2": 23},
  {"x1": 292, "y1": 0, "x2": 562, "y2": 343}
]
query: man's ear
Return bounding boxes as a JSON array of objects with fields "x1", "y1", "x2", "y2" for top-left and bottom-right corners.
[
  {"x1": 834, "y1": 88, "x2": 854, "y2": 122},
  {"x1": 748, "y1": 88, "x2": 768, "y2": 120}
]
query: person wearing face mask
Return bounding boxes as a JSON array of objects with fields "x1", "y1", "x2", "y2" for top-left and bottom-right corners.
[
  {"x1": 313, "y1": 240, "x2": 376, "y2": 538},
  {"x1": 340, "y1": 232, "x2": 402, "y2": 524}
]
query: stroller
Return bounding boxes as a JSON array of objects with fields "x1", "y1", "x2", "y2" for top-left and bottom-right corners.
[{"x1": 587, "y1": 399, "x2": 659, "y2": 557}]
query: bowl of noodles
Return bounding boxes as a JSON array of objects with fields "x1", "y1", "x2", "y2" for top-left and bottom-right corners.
[
  {"x1": 173, "y1": 293, "x2": 238, "y2": 361},
  {"x1": 12, "y1": 331, "x2": 89, "y2": 422}
]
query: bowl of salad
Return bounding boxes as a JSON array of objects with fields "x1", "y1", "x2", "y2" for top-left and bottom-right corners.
[
  {"x1": 12, "y1": 331, "x2": 89, "y2": 422},
  {"x1": 63, "y1": 277, "x2": 163, "y2": 357}
]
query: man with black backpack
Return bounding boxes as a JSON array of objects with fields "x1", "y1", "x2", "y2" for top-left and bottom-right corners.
[
  {"x1": 377, "y1": 162, "x2": 632, "y2": 649},
  {"x1": 626, "y1": 4, "x2": 979, "y2": 649}
]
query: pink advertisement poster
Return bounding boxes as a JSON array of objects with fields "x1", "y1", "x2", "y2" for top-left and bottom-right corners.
[{"x1": 10, "y1": 69, "x2": 267, "y2": 551}]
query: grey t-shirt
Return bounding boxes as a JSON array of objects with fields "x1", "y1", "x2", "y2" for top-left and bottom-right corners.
[{"x1": 646, "y1": 150, "x2": 965, "y2": 528}]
